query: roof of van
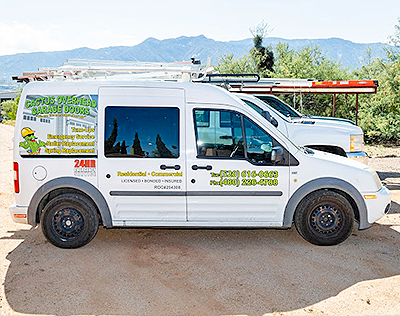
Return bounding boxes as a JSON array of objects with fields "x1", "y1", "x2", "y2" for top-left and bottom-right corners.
[{"x1": 22, "y1": 80, "x2": 244, "y2": 107}]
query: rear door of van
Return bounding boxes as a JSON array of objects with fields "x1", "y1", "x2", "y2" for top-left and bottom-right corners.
[{"x1": 98, "y1": 86, "x2": 187, "y2": 224}]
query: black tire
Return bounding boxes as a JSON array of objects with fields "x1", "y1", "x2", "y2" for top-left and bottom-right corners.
[
  {"x1": 41, "y1": 193, "x2": 99, "y2": 248},
  {"x1": 294, "y1": 190, "x2": 354, "y2": 246}
]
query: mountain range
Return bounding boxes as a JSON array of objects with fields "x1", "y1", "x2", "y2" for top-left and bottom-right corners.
[{"x1": 0, "y1": 34, "x2": 390, "y2": 92}]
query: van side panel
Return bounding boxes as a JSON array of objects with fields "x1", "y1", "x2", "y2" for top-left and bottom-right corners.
[{"x1": 13, "y1": 83, "x2": 100, "y2": 214}]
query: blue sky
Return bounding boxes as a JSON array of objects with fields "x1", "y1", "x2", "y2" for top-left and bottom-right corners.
[{"x1": 0, "y1": 0, "x2": 399, "y2": 56}]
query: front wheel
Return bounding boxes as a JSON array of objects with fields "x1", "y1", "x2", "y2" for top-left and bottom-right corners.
[
  {"x1": 41, "y1": 193, "x2": 99, "y2": 248},
  {"x1": 295, "y1": 190, "x2": 354, "y2": 246}
]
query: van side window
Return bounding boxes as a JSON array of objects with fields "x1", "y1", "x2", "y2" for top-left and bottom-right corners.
[
  {"x1": 104, "y1": 106, "x2": 179, "y2": 158},
  {"x1": 194, "y1": 109, "x2": 287, "y2": 165},
  {"x1": 243, "y1": 117, "x2": 276, "y2": 164},
  {"x1": 194, "y1": 109, "x2": 244, "y2": 158},
  {"x1": 258, "y1": 96, "x2": 300, "y2": 118},
  {"x1": 242, "y1": 100, "x2": 263, "y2": 115}
]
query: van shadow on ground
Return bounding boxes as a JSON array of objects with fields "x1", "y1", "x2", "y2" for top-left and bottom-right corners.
[
  {"x1": 390, "y1": 200, "x2": 400, "y2": 214},
  {"x1": 3, "y1": 218, "x2": 400, "y2": 316}
]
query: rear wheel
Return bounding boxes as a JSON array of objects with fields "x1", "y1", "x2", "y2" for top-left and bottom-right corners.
[
  {"x1": 41, "y1": 193, "x2": 99, "y2": 248},
  {"x1": 295, "y1": 190, "x2": 354, "y2": 246}
]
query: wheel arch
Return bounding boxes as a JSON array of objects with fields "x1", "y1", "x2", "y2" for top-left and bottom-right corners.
[
  {"x1": 283, "y1": 177, "x2": 369, "y2": 230},
  {"x1": 27, "y1": 177, "x2": 112, "y2": 228}
]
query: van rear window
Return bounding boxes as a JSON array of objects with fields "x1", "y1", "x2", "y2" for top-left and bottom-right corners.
[
  {"x1": 19, "y1": 94, "x2": 98, "y2": 156},
  {"x1": 104, "y1": 106, "x2": 179, "y2": 158}
]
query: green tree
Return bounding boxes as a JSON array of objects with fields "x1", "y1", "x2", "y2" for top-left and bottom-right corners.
[
  {"x1": 216, "y1": 41, "x2": 351, "y2": 118},
  {"x1": 263, "y1": 43, "x2": 352, "y2": 118},
  {"x1": 153, "y1": 134, "x2": 174, "y2": 158},
  {"x1": 353, "y1": 18, "x2": 400, "y2": 143},
  {"x1": 216, "y1": 21, "x2": 274, "y2": 76},
  {"x1": 131, "y1": 132, "x2": 144, "y2": 157},
  {"x1": 120, "y1": 140, "x2": 128, "y2": 155},
  {"x1": 215, "y1": 53, "x2": 257, "y2": 74},
  {"x1": 114, "y1": 141, "x2": 121, "y2": 153},
  {"x1": 105, "y1": 118, "x2": 118, "y2": 153},
  {"x1": 1, "y1": 91, "x2": 21, "y2": 120},
  {"x1": 250, "y1": 21, "x2": 274, "y2": 76},
  {"x1": 267, "y1": 42, "x2": 347, "y2": 80},
  {"x1": 389, "y1": 17, "x2": 400, "y2": 47}
]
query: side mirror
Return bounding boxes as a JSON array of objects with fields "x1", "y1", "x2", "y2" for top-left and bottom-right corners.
[
  {"x1": 271, "y1": 146, "x2": 284, "y2": 164},
  {"x1": 262, "y1": 110, "x2": 278, "y2": 128},
  {"x1": 261, "y1": 110, "x2": 271, "y2": 121}
]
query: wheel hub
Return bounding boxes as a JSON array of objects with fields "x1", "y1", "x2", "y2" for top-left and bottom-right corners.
[
  {"x1": 310, "y1": 205, "x2": 342, "y2": 235},
  {"x1": 52, "y1": 208, "x2": 84, "y2": 239}
]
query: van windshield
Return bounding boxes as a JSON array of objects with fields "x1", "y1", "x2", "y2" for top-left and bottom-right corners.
[
  {"x1": 238, "y1": 99, "x2": 301, "y2": 152},
  {"x1": 256, "y1": 96, "x2": 301, "y2": 118}
]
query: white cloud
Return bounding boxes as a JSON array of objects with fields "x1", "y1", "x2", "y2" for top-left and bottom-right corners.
[
  {"x1": 0, "y1": 21, "x2": 144, "y2": 56},
  {"x1": 0, "y1": 21, "x2": 74, "y2": 55}
]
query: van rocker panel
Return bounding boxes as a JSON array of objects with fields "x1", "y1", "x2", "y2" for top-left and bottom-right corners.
[{"x1": 110, "y1": 191, "x2": 283, "y2": 197}]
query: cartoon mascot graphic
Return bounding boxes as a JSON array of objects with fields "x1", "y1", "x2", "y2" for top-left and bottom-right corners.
[{"x1": 19, "y1": 127, "x2": 46, "y2": 155}]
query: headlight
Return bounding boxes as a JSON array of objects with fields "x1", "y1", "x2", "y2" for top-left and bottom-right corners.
[
  {"x1": 350, "y1": 134, "x2": 364, "y2": 152},
  {"x1": 365, "y1": 167, "x2": 382, "y2": 191}
]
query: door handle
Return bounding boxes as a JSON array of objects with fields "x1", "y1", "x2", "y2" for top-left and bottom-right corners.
[
  {"x1": 160, "y1": 164, "x2": 181, "y2": 170},
  {"x1": 192, "y1": 165, "x2": 212, "y2": 171}
]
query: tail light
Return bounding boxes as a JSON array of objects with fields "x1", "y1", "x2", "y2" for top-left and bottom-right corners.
[{"x1": 13, "y1": 162, "x2": 20, "y2": 193}]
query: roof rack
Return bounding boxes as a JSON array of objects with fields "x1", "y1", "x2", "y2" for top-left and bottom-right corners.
[
  {"x1": 195, "y1": 73, "x2": 260, "y2": 84},
  {"x1": 195, "y1": 73, "x2": 378, "y2": 94},
  {"x1": 229, "y1": 79, "x2": 378, "y2": 94},
  {"x1": 13, "y1": 58, "x2": 212, "y2": 83},
  {"x1": 12, "y1": 72, "x2": 55, "y2": 83},
  {"x1": 12, "y1": 60, "x2": 378, "y2": 95}
]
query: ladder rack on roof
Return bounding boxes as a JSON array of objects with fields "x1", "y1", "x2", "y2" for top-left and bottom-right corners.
[
  {"x1": 12, "y1": 59, "x2": 378, "y2": 95},
  {"x1": 193, "y1": 73, "x2": 378, "y2": 126},
  {"x1": 195, "y1": 73, "x2": 378, "y2": 94},
  {"x1": 13, "y1": 58, "x2": 211, "y2": 83}
]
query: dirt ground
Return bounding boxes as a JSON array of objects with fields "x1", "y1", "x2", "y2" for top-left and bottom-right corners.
[{"x1": 1, "y1": 123, "x2": 400, "y2": 316}]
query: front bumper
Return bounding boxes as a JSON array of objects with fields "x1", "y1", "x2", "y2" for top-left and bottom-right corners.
[
  {"x1": 9, "y1": 204, "x2": 29, "y2": 224},
  {"x1": 347, "y1": 151, "x2": 368, "y2": 165},
  {"x1": 364, "y1": 186, "x2": 391, "y2": 224}
]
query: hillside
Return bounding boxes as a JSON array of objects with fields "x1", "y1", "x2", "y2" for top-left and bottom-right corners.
[{"x1": 0, "y1": 35, "x2": 390, "y2": 92}]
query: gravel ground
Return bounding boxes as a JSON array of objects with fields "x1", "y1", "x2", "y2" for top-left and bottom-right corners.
[{"x1": 1, "y1": 124, "x2": 400, "y2": 316}]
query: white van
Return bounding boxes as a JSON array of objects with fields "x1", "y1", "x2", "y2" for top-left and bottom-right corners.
[
  {"x1": 10, "y1": 81, "x2": 391, "y2": 248},
  {"x1": 237, "y1": 94, "x2": 367, "y2": 161}
]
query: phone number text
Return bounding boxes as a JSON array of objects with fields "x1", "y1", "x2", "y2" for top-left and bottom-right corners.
[{"x1": 209, "y1": 169, "x2": 279, "y2": 187}]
